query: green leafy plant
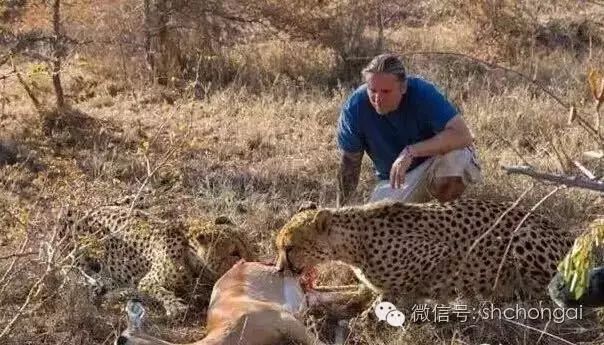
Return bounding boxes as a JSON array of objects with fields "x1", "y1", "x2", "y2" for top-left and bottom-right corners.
[
  {"x1": 558, "y1": 220, "x2": 604, "y2": 300},
  {"x1": 556, "y1": 67, "x2": 604, "y2": 301}
]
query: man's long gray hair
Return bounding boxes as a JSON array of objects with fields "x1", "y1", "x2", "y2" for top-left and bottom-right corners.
[{"x1": 361, "y1": 53, "x2": 407, "y2": 83}]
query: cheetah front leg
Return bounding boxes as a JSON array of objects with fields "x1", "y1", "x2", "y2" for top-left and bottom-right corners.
[
  {"x1": 89, "y1": 273, "x2": 118, "y2": 302},
  {"x1": 279, "y1": 313, "x2": 328, "y2": 345},
  {"x1": 358, "y1": 291, "x2": 384, "y2": 320},
  {"x1": 71, "y1": 261, "x2": 119, "y2": 306},
  {"x1": 307, "y1": 284, "x2": 375, "y2": 320},
  {"x1": 137, "y1": 269, "x2": 188, "y2": 320},
  {"x1": 358, "y1": 241, "x2": 449, "y2": 324}
]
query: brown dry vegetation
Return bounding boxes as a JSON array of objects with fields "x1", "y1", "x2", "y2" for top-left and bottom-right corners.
[{"x1": 1, "y1": 0, "x2": 604, "y2": 344}]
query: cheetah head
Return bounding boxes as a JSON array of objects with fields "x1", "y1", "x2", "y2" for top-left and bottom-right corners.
[
  {"x1": 275, "y1": 209, "x2": 333, "y2": 275},
  {"x1": 188, "y1": 216, "x2": 254, "y2": 277}
]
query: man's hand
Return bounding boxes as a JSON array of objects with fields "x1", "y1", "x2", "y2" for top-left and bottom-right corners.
[{"x1": 389, "y1": 147, "x2": 414, "y2": 189}]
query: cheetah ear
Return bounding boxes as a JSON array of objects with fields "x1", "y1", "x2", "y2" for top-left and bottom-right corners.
[
  {"x1": 313, "y1": 210, "x2": 331, "y2": 235},
  {"x1": 196, "y1": 232, "x2": 210, "y2": 245},
  {"x1": 298, "y1": 201, "x2": 317, "y2": 213},
  {"x1": 214, "y1": 215, "x2": 234, "y2": 225}
]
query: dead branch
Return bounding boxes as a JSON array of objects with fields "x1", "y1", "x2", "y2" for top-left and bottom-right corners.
[
  {"x1": 502, "y1": 319, "x2": 576, "y2": 345},
  {"x1": 585, "y1": 0, "x2": 604, "y2": 7},
  {"x1": 0, "y1": 55, "x2": 9, "y2": 67},
  {"x1": 51, "y1": 0, "x2": 65, "y2": 109},
  {"x1": 0, "y1": 237, "x2": 29, "y2": 307},
  {"x1": 0, "y1": 251, "x2": 38, "y2": 261},
  {"x1": 463, "y1": 186, "x2": 534, "y2": 264},
  {"x1": 20, "y1": 51, "x2": 53, "y2": 62},
  {"x1": 0, "y1": 238, "x2": 29, "y2": 287},
  {"x1": 0, "y1": 262, "x2": 53, "y2": 339},
  {"x1": 6, "y1": 30, "x2": 80, "y2": 60},
  {"x1": 11, "y1": 57, "x2": 43, "y2": 113},
  {"x1": 545, "y1": 135, "x2": 572, "y2": 173},
  {"x1": 584, "y1": 150, "x2": 604, "y2": 159},
  {"x1": 349, "y1": 51, "x2": 604, "y2": 147},
  {"x1": 348, "y1": 51, "x2": 570, "y2": 108},
  {"x1": 493, "y1": 186, "x2": 564, "y2": 290},
  {"x1": 0, "y1": 71, "x2": 15, "y2": 81},
  {"x1": 572, "y1": 160, "x2": 597, "y2": 180},
  {"x1": 1, "y1": 78, "x2": 5, "y2": 117},
  {"x1": 52, "y1": 104, "x2": 193, "y2": 272},
  {"x1": 502, "y1": 165, "x2": 604, "y2": 192},
  {"x1": 494, "y1": 133, "x2": 532, "y2": 166}
]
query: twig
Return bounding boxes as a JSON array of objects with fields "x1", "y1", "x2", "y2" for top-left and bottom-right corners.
[
  {"x1": 0, "y1": 265, "x2": 31, "y2": 306},
  {"x1": 0, "y1": 232, "x2": 36, "y2": 339},
  {"x1": 494, "y1": 134, "x2": 532, "y2": 167},
  {"x1": 56, "y1": 105, "x2": 193, "y2": 270},
  {"x1": 463, "y1": 186, "x2": 534, "y2": 266},
  {"x1": 0, "y1": 237, "x2": 29, "y2": 292},
  {"x1": 595, "y1": 79, "x2": 603, "y2": 136},
  {"x1": 117, "y1": 39, "x2": 137, "y2": 101},
  {"x1": 502, "y1": 165, "x2": 604, "y2": 192},
  {"x1": 347, "y1": 51, "x2": 569, "y2": 108},
  {"x1": 193, "y1": 52, "x2": 203, "y2": 100},
  {"x1": 349, "y1": 50, "x2": 604, "y2": 147},
  {"x1": 11, "y1": 57, "x2": 43, "y2": 113},
  {"x1": 1, "y1": 77, "x2": 6, "y2": 117},
  {"x1": 574, "y1": 115, "x2": 604, "y2": 148},
  {"x1": 492, "y1": 186, "x2": 563, "y2": 290},
  {"x1": 0, "y1": 204, "x2": 28, "y2": 227},
  {"x1": 20, "y1": 51, "x2": 53, "y2": 62},
  {"x1": 535, "y1": 319, "x2": 552, "y2": 345},
  {"x1": 0, "y1": 72, "x2": 15, "y2": 81},
  {"x1": 54, "y1": 124, "x2": 188, "y2": 271},
  {"x1": 0, "y1": 251, "x2": 38, "y2": 260},
  {"x1": 0, "y1": 264, "x2": 53, "y2": 339},
  {"x1": 313, "y1": 284, "x2": 361, "y2": 292},
  {"x1": 572, "y1": 160, "x2": 597, "y2": 180},
  {"x1": 127, "y1": 105, "x2": 185, "y2": 215},
  {"x1": 584, "y1": 150, "x2": 604, "y2": 160},
  {"x1": 0, "y1": 54, "x2": 9, "y2": 68},
  {"x1": 501, "y1": 318, "x2": 577, "y2": 345},
  {"x1": 544, "y1": 134, "x2": 571, "y2": 173}
]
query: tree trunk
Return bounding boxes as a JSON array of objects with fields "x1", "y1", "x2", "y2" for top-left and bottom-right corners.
[
  {"x1": 52, "y1": 0, "x2": 65, "y2": 109},
  {"x1": 143, "y1": 0, "x2": 155, "y2": 75},
  {"x1": 155, "y1": 0, "x2": 169, "y2": 85},
  {"x1": 375, "y1": 0, "x2": 384, "y2": 53}
]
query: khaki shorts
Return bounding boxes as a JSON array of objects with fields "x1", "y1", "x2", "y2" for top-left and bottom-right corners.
[{"x1": 369, "y1": 147, "x2": 482, "y2": 203}]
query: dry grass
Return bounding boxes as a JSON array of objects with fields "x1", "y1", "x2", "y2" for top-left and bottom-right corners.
[{"x1": 2, "y1": 0, "x2": 604, "y2": 344}]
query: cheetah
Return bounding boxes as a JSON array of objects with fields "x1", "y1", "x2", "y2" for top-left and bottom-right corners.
[
  {"x1": 58, "y1": 205, "x2": 254, "y2": 318},
  {"x1": 275, "y1": 198, "x2": 575, "y2": 309}
]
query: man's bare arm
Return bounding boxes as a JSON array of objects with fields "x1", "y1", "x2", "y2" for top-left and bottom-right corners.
[
  {"x1": 408, "y1": 115, "x2": 473, "y2": 157},
  {"x1": 336, "y1": 151, "x2": 363, "y2": 207}
]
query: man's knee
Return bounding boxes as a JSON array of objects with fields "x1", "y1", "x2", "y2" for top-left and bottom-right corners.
[{"x1": 429, "y1": 176, "x2": 466, "y2": 202}]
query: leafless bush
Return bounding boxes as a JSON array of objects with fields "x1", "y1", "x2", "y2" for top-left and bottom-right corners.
[
  {"x1": 249, "y1": 0, "x2": 383, "y2": 80},
  {"x1": 453, "y1": 0, "x2": 539, "y2": 62}
]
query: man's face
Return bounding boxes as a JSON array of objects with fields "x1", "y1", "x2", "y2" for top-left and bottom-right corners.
[{"x1": 365, "y1": 72, "x2": 405, "y2": 115}]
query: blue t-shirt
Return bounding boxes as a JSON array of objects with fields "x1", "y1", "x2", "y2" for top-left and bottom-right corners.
[{"x1": 337, "y1": 76, "x2": 458, "y2": 180}]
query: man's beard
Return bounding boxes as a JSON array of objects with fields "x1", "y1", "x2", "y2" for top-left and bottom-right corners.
[{"x1": 375, "y1": 107, "x2": 394, "y2": 115}]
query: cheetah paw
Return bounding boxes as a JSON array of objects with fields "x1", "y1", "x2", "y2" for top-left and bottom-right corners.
[{"x1": 164, "y1": 300, "x2": 189, "y2": 320}]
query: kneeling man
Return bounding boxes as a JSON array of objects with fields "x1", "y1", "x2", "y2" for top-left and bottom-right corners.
[{"x1": 336, "y1": 53, "x2": 482, "y2": 205}]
